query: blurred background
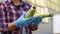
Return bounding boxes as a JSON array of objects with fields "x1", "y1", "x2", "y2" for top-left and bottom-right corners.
[
  {"x1": 24, "y1": 0, "x2": 60, "y2": 34},
  {"x1": 0, "y1": 0, "x2": 60, "y2": 34}
]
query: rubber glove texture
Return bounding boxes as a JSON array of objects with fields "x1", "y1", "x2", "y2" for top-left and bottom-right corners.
[
  {"x1": 33, "y1": 16, "x2": 42, "y2": 25},
  {"x1": 14, "y1": 12, "x2": 34, "y2": 27}
]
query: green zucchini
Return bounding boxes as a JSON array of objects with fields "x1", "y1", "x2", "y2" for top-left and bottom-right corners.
[
  {"x1": 34, "y1": 12, "x2": 52, "y2": 18},
  {"x1": 25, "y1": 6, "x2": 36, "y2": 18}
]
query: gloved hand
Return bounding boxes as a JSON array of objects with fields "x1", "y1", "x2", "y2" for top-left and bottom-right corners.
[
  {"x1": 14, "y1": 12, "x2": 34, "y2": 27},
  {"x1": 33, "y1": 16, "x2": 42, "y2": 25}
]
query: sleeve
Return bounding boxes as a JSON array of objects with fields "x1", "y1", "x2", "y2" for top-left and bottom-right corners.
[
  {"x1": 3, "y1": 1, "x2": 9, "y2": 31},
  {"x1": 2, "y1": 23, "x2": 8, "y2": 31},
  {"x1": 0, "y1": 2, "x2": 8, "y2": 32}
]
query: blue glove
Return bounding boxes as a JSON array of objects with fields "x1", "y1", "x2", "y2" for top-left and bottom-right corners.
[
  {"x1": 33, "y1": 16, "x2": 42, "y2": 25},
  {"x1": 14, "y1": 12, "x2": 34, "y2": 27}
]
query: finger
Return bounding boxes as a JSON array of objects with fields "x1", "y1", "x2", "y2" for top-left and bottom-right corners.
[{"x1": 34, "y1": 16, "x2": 42, "y2": 23}]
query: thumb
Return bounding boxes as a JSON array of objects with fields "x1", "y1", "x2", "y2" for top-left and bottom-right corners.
[{"x1": 22, "y1": 11, "x2": 26, "y2": 16}]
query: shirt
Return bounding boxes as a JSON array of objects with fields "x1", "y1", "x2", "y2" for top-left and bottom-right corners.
[{"x1": 0, "y1": 0, "x2": 38, "y2": 34}]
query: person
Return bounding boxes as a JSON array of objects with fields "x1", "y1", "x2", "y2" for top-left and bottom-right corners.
[{"x1": 0, "y1": 0, "x2": 42, "y2": 34}]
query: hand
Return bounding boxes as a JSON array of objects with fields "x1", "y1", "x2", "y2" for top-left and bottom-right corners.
[
  {"x1": 14, "y1": 12, "x2": 34, "y2": 27},
  {"x1": 33, "y1": 16, "x2": 42, "y2": 25}
]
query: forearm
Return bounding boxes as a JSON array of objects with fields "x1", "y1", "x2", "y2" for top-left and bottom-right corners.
[{"x1": 8, "y1": 22, "x2": 16, "y2": 31}]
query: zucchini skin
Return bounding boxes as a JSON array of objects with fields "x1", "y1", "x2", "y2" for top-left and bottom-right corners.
[
  {"x1": 25, "y1": 6, "x2": 36, "y2": 18},
  {"x1": 34, "y1": 13, "x2": 52, "y2": 18},
  {"x1": 25, "y1": 6, "x2": 52, "y2": 18}
]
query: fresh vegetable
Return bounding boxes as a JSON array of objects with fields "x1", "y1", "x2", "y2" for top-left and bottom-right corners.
[
  {"x1": 25, "y1": 6, "x2": 36, "y2": 18},
  {"x1": 34, "y1": 12, "x2": 52, "y2": 18}
]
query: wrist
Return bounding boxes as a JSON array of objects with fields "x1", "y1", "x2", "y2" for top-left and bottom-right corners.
[
  {"x1": 13, "y1": 20, "x2": 20, "y2": 27},
  {"x1": 8, "y1": 22, "x2": 16, "y2": 31}
]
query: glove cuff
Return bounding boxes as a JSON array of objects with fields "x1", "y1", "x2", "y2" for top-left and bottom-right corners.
[{"x1": 14, "y1": 20, "x2": 20, "y2": 27}]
